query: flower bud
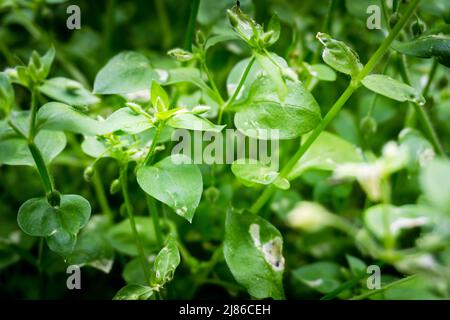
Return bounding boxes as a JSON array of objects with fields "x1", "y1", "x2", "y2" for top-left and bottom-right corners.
[
  {"x1": 410, "y1": 19, "x2": 426, "y2": 37},
  {"x1": 286, "y1": 201, "x2": 333, "y2": 232},
  {"x1": 168, "y1": 48, "x2": 194, "y2": 62},
  {"x1": 360, "y1": 116, "x2": 377, "y2": 138},
  {"x1": 204, "y1": 186, "x2": 220, "y2": 203},
  {"x1": 126, "y1": 102, "x2": 144, "y2": 115},
  {"x1": 83, "y1": 166, "x2": 95, "y2": 182},
  {"x1": 110, "y1": 179, "x2": 121, "y2": 195}
]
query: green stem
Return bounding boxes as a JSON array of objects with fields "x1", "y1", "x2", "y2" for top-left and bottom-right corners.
[
  {"x1": 120, "y1": 163, "x2": 151, "y2": 286},
  {"x1": 250, "y1": 0, "x2": 422, "y2": 214},
  {"x1": 422, "y1": 59, "x2": 438, "y2": 99},
  {"x1": 350, "y1": 275, "x2": 417, "y2": 300},
  {"x1": 218, "y1": 56, "x2": 256, "y2": 124},
  {"x1": 146, "y1": 196, "x2": 164, "y2": 248},
  {"x1": 28, "y1": 143, "x2": 54, "y2": 194},
  {"x1": 155, "y1": 0, "x2": 172, "y2": 49},
  {"x1": 29, "y1": 88, "x2": 39, "y2": 141},
  {"x1": 184, "y1": 0, "x2": 200, "y2": 51},
  {"x1": 144, "y1": 124, "x2": 163, "y2": 166},
  {"x1": 92, "y1": 172, "x2": 114, "y2": 221},
  {"x1": 202, "y1": 60, "x2": 224, "y2": 105},
  {"x1": 399, "y1": 58, "x2": 446, "y2": 157}
]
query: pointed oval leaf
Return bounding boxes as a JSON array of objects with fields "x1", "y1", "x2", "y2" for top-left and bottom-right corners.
[
  {"x1": 420, "y1": 159, "x2": 450, "y2": 212},
  {"x1": 234, "y1": 76, "x2": 321, "y2": 140},
  {"x1": 94, "y1": 52, "x2": 157, "y2": 95},
  {"x1": 316, "y1": 32, "x2": 363, "y2": 77},
  {"x1": 152, "y1": 237, "x2": 180, "y2": 287},
  {"x1": 361, "y1": 74, "x2": 425, "y2": 105},
  {"x1": 137, "y1": 155, "x2": 203, "y2": 223},
  {"x1": 224, "y1": 209, "x2": 285, "y2": 300},
  {"x1": 113, "y1": 285, "x2": 153, "y2": 300},
  {"x1": 39, "y1": 77, "x2": 100, "y2": 106},
  {"x1": 392, "y1": 35, "x2": 450, "y2": 68}
]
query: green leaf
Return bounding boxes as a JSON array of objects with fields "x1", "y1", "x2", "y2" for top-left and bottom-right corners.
[
  {"x1": 102, "y1": 108, "x2": 153, "y2": 134},
  {"x1": 123, "y1": 257, "x2": 152, "y2": 286},
  {"x1": 361, "y1": 74, "x2": 425, "y2": 105},
  {"x1": 113, "y1": 285, "x2": 153, "y2": 300},
  {"x1": 316, "y1": 32, "x2": 363, "y2": 77},
  {"x1": 93, "y1": 52, "x2": 157, "y2": 95},
  {"x1": 288, "y1": 131, "x2": 364, "y2": 180},
  {"x1": 227, "y1": 54, "x2": 289, "y2": 99},
  {"x1": 68, "y1": 216, "x2": 115, "y2": 274},
  {"x1": 232, "y1": 159, "x2": 280, "y2": 186},
  {"x1": 292, "y1": 262, "x2": 343, "y2": 294},
  {"x1": 392, "y1": 35, "x2": 450, "y2": 68},
  {"x1": 137, "y1": 155, "x2": 203, "y2": 223},
  {"x1": 162, "y1": 68, "x2": 220, "y2": 103},
  {"x1": 266, "y1": 14, "x2": 281, "y2": 46},
  {"x1": 39, "y1": 77, "x2": 100, "y2": 106},
  {"x1": 0, "y1": 130, "x2": 66, "y2": 166},
  {"x1": 167, "y1": 113, "x2": 225, "y2": 132},
  {"x1": 346, "y1": 255, "x2": 367, "y2": 276},
  {"x1": 107, "y1": 217, "x2": 159, "y2": 256},
  {"x1": 420, "y1": 159, "x2": 450, "y2": 212},
  {"x1": 151, "y1": 80, "x2": 169, "y2": 110},
  {"x1": 364, "y1": 204, "x2": 439, "y2": 240},
  {"x1": 37, "y1": 102, "x2": 105, "y2": 135},
  {"x1": 224, "y1": 209, "x2": 285, "y2": 300},
  {"x1": 304, "y1": 63, "x2": 337, "y2": 82},
  {"x1": 17, "y1": 195, "x2": 91, "y2": 257},
  {"x1": 151, "y1": 237, "x2": 180, "y2": 287},
  {"x1": 0, "y1": 72, "x2": 14, "y2": 119},
  {"x1": 234, "y1": 76, "x2": 321, "y2": 140}
]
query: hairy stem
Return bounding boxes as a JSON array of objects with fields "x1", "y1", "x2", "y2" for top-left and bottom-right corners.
[
  {"x1": 28, "y1": 143, "x2": 54, "y2": 195},
  {"x1": 250, "y1": 0, "x2": 422, "y2": 214},
  {"x1": 92, "y1": 172, "x2": 114, "y2": 221},
  {"x1": 144, "y1": 124, "x2": 163, "y2": 166}
]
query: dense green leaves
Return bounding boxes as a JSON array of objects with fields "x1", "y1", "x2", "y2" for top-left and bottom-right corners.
[
  {"x1": 137, "y1": 155, "x2": 203, "y2": 222},
  {"x1": 361, "y1": 75, "x2": 425, "y2": 105},
  {"x1": 94, "y1": 52, "x2": 157, "y2": 95},
  {"x1": 17, "y1": 195, "x2": 91, "y2": 257},
  {"x1": 316, "y1": 33, "x2": 363, "y2": 77},
  {"x1": 234, "y1": 76, "x2": 321, "y2": 140},
  {"x1": 224, "y1": 209, "x2": 285, "y2": 300}
]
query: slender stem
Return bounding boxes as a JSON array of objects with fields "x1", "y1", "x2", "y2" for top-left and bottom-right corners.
[
  {"x1": 399, "y1": 58, "x2": 446, "y2": 157},
  {"x1": 120, "y1": 163, "x2": 151, "y2": 285},
  {"x1": 202, "y1": 60, "x2": 224, "y2": 105},
  {"x1": 144, "y1": 124, "x2": 163, "y2": 166},
  {"x1": 250, "y1": 0, "x2": 422, "y2": 214},
  {"x1": 381, "y1": 179, "x2": 395, "y2": 250},
  {"x1": 422, "y1": 59, "x2": 438, "y2": 98},
  {"x1": 350, "y1": 275, "x2": 417, "y2": 300},
  {"x1": 218, "y1": 56, "x2": 256, "y2": 124},
  {"x1": 184, "y1": 0, "x2": 200, "y2": 51},
  {"x1": 155, "y1": 0, "x2": 172, "y2": 49},
  {"x1": 146, "y1": 196, "x2": 164, "y2": 248},
  {"x1": 92, "y1": 172, "x2": 114, "y2": 221},
  {"x1": 28, "y1": 88, "x2": 39, "y2": 141},
  {"x1": 28, "y1": 143, "x2": 54, "y2": 194}
]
